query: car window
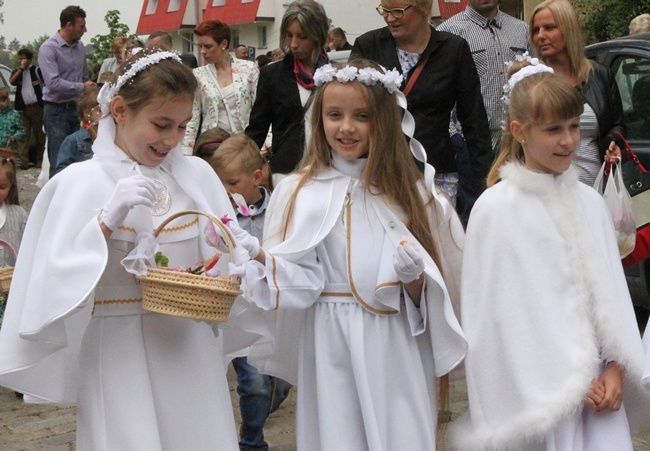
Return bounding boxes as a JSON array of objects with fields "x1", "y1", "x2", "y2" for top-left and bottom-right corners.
[{"x1": 611, "y1": 55, "x2": 650, "y2": 140}]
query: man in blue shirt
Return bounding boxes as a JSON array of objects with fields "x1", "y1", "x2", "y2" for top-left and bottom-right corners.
[{"x1": 39, "y1": 5, "x2": 96, "y2": 177}]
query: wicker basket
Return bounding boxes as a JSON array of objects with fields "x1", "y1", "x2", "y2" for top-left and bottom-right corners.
[
  {"x1": 137, "y1": 210, "x2": 242, "y2": 322},
  {"x1": 0, "y1": 239, "x2": 17, "y2": 293}
]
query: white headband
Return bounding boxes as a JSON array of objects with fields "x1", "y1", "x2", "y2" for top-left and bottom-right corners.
[
  {"x1": 313, "y1": 63, "x2": 436, "y2": 192},
  {"x1": 501, "y1": 52, "x2": 554, "y2": 105},
  {"x1": 97, "y1": 50, "x2": 182, "y2": 114}
]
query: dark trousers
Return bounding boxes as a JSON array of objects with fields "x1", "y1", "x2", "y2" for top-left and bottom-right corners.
[
  {"x1": 43, "y1": 101, "x2": 79, "y2": 177},
  {"x1": 18, "y1": 104, "x2": 46, "y2": 167},
  {"x1": 232, "y1": 356, "x2": 292, "y2": 450}
]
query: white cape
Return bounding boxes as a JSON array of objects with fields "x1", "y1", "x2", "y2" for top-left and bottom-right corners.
[
  {"x1": 242, "y1": 165, "x2": 467, "y2": 385},
  {"x1": 453, "y1": 163, "x2": 650, "y2": 450}
]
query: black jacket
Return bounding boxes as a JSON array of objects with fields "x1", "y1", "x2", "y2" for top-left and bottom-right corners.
[
  {"x1": 579, "y1": 62, "x2": 626, "y2": 155},
  {"x1": 246, "y1": 53, "x2": 307, "y2": 174},
  {"x1": 351, "y1": 26, "x2": 492, "y2": 190},
  {"x1": 10, "y1": 66, "x2": 44, "y2": 111}
]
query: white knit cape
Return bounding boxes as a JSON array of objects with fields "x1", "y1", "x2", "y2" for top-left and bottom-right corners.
[{"x1": 452, "y1": 162, "x2": 650, "y2": 450}]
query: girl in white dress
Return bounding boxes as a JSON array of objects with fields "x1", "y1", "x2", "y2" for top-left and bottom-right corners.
[
  {"x1": 227, "y1": 59, "x2": 467, "y2": 450},
  {"x1": 453, "y1": 60, "x2": 649, "y2": 450},
  {"x1": 0, "y1": 49, "x2": 246, "y2": 450}
]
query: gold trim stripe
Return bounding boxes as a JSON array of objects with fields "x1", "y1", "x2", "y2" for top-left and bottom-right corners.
[
  {"x1": 92, "y1": 298, "x2": 142, "y2": 316},
  {"x1": 269, "y1": 252, "x2": 280, "y2": 311},
  {"x1": 346, "y1": 200, "x2": 398, "y2": 316},
  {"x1": 321, "y1": 292, "x2": 353, "y2": 297},
  {"x1": 118, "y1": 217, "x2": 199, "y2": 234},
  {"x1": 94, "y1": 298, "x2": 142, "y2": 306},
  {"x1": 375, "y1": 281, "x2": 400, "y2": 290}
]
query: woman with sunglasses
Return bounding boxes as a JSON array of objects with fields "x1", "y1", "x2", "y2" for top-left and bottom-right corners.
[{"x1": 352, "y1": 0, "x2": 492, "y2": 216}]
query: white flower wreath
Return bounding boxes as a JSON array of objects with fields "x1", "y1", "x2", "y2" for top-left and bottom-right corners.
[
  {"x1": 97, "y1": 50, "x2": 182, "y2": 113},
  {"x1": 314, "y1": 64, "x2": 404, "y2": 94},
  {"x1": 501, "y1": 52, "x2": 554, "y2": 105}
]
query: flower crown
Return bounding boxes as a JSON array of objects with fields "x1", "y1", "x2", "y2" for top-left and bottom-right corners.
[
  {"x1": 97, "y1": 50, "x2": 182, "y2": 113},
  {"x1": 313, "y1": 64, "x2": 403, "y2": 94},
  {"x1": 501, "y1": 52, "x2": 554, "y2": 105}
]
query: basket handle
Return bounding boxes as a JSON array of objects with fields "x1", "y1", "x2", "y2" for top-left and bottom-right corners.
[
  {"x1": 153, "y1": 210, "x2": 237, "y2": 263},
  {"x1": 0, "y1": 238, "x2": 17, "y2": 259}
]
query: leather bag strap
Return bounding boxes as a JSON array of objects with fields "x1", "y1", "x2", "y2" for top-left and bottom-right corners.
[{"x1": 402, "y1": 55, "x2": 430, "y2": 97}]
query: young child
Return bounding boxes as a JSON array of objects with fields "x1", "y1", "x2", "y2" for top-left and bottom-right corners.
[
  {"x1": 228, "y1": 60, "x2": 467, "y2": 449},
  {"x1": 53, "y1": 86, "x2": 101, "y2": 175},
  {"x1": 0, "y1": 49, "x2": 250, "y2": 450},
  {"x1": 193, "y1": 126, "x2": 231, "y2": 161},
  {"x1": 0, "y1": 87, "x2": 24, "y2": 152},
  {"x1": 453, "y1": 61, "x2": 649, "y2": 450},
  {"x1": 0, "y1": 158, "x2": 27, "y2": 325},
  {"x1": 211, "y1": 133, "x2": 291, "y2": 451}
]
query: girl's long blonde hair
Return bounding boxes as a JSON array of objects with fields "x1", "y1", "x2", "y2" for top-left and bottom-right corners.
[
  {"x1": 487, "y1": 61, "x2": 584, "y2": 186},
  {"x1": 283, "y1": 59, "x2": 440, "y2": 269}
]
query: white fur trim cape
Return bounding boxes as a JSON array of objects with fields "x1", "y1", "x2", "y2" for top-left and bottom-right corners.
[{"x1": 452, "y1": 162, "x2": 650, "y2": 450}]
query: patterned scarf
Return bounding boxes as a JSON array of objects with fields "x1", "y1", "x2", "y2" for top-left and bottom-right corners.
[{"x1": 293, "y1": 51, "x2": 329, "y2": 90}]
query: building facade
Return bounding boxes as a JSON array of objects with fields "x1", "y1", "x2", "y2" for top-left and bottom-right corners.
[{"x1": 136, "y1": 0, "x2": 543, "y2": 61}]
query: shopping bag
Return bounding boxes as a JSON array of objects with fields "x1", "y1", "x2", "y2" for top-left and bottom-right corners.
[
  {"x1": 614, "y1": 132, "x2": 650, "y2": 266},
  {"x1": 593, "y1": 161, "x2": 637, "y2": 258}
]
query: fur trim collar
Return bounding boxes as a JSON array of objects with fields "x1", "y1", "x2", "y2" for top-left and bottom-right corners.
[{"x1": 499, "y1": 161, "x2": 579, "y2": 194}]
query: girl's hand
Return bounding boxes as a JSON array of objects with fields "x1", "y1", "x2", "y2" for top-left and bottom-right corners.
[
  {"x1": 100, "y1": 175, "x2": 156, "y2": 231},
  {"x1": 595, "y1": 361, "x2": 624, "y2": 412},
  {"x1": 393, "y1": 242, "x2": 425, "y2": 284},
  {"x1": 7, "y1": 136, "x2": 14, "y2": 145},
  {"x1": 228, "y1": 221, "x2": 260, "y2": 259},
  {"x1": 604, "y1": 141, "x2": 622, "y2": 164},
  {"x1": 585, "y1": 379, "x2": 605, "y2": 411}
]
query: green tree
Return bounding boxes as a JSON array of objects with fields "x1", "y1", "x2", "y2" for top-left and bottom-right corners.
[
  {"x1": 87, "y1": 10, "x2": 135, "y2": 69},
  {"x1": 572, "y1": 0, "x2": 650, "y2": 44},
  {"x1": 0, "y1": 0, "x2": 4, "y2": 25},
  {"x1": 0, "y1": 36, "x2": 5, "y2": 50},
  {"x1": 8, "y1": 38, "x2": 19, "y2": 52}
]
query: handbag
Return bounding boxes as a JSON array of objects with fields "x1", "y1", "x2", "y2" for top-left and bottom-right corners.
[{"x1": 615, "y1": 132, "x2": 650, "y2": 266}]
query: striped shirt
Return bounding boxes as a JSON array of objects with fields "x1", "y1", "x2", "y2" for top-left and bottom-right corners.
[
  {"x1": 574, "y1": 103, "x2": 601, "y2": 187},
  {"x1": 438, "y1": 7, "x2": 530, "y2": 149}
]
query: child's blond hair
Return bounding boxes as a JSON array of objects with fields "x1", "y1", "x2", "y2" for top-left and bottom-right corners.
[
  {"x1": 210, "y1": 133, "x2": 266, "y2": 175},
  {"x1": 487, "y1": 61, "x2": 584, "y2": 186}
]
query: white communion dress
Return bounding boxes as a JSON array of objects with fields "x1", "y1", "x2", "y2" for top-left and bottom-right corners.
[
  {"x1": 0, "y1": 117, "x2": 246, "y2": 450},
  {"x1": 240, "y1": 153, "x2": 467, "y2": 451},
  {"x1": 454, "y1": 162, "x2": 650, "y2": 451}
]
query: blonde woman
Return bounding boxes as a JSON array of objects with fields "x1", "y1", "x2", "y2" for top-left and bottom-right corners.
[{"x1": 531, "y1": 0, "x2": 625, "y2": 186}]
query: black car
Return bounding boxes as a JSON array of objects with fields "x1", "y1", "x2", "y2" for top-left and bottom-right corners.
[{"x1": 585, "y1": 32, "x2": 650, "y2": 326}]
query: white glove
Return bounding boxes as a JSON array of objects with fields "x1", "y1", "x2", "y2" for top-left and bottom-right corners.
[
  {"x1": 228, "y1": 221, "x2": 260, "y2": 259},
  {"x1": 100, "y1": 175, "x2": 156, "y2": 231},
  {"x1": 393, "y1": 242, "x2": 425, "y2": 284}
]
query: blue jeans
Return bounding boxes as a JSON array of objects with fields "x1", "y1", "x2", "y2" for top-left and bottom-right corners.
[
  {"x1": 43, "y1": 102, "x2": 79, "y2": 178},
  {"x1": 232, "y1": 357, "x2": 292, "y2": 451}
]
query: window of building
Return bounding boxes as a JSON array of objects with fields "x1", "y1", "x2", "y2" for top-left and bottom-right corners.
[
  {"x1": 168, "y1": 0, "x2": 181, "y2": 12},
  {"x1": 242, "y1": 0, "x2": 254, "y2": 3},
  {"x1": 146, "y1": 0, "x2": 158, "y2": 15},
  {"x1": 232, "y1": 29, "x2": 240, "y2": 48},
  {"x1": 258, "y1": 26, "x2": 267, "y2": 49},
  {"x1": 212, "y1": 0, "x2": 226, "y2": 6}
]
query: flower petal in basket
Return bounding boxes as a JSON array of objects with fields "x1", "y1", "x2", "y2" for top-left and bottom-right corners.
[{"x1": 137, "y1": 210, "x2": 242, "y2": 322}]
